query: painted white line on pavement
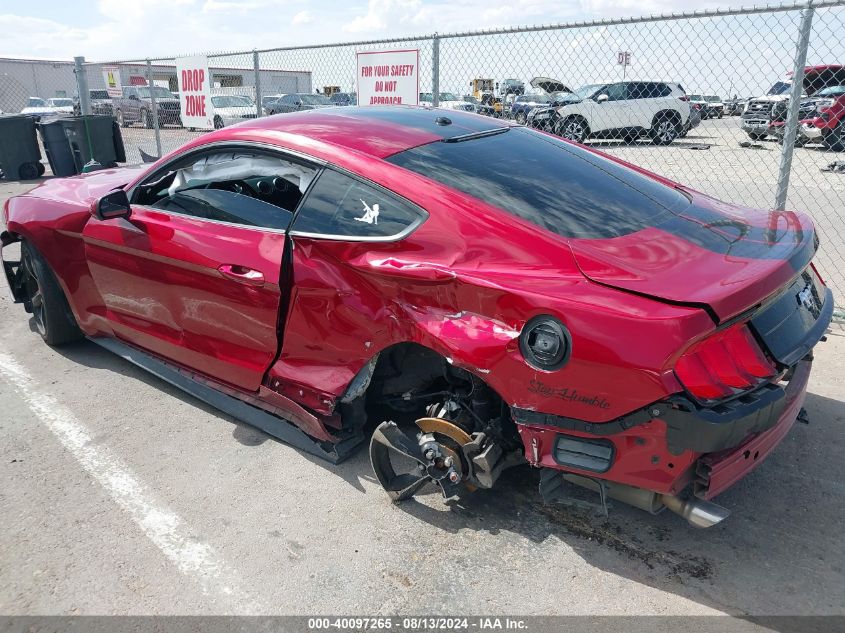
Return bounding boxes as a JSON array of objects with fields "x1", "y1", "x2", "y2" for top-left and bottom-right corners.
[{"x1": 0, "y1": 352, "x2": 262, "y2": 614}]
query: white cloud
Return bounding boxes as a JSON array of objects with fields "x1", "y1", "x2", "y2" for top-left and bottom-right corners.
[
  {"x1": 292, "y1": 10, "x2": 312, "y2": 25},
  {"x1": 343, "y1": 0, "x2": 423, "y2": 34},
  {"x1": 0, "y1": 14, "x2": 90, "y2": 58}
]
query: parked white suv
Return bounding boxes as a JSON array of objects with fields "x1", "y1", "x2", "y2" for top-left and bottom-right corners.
[{"x1": 527, "y1": 81, "x2": 690, "y2": 145}]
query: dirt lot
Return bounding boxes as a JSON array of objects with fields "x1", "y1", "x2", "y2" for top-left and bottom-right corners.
[{"x1": 0, "y1": 168, "x2": 843, "y2": 622}]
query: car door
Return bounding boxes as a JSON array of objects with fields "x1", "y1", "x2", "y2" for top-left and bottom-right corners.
[
  {"x1": 591, "y1": 82, "x2": 630, "y2": 133},
  {"x1": 279, "y1": 94, "x2": 298, "y2": 113},
  {"x1": 626, "y1": 82, "x2": 655, "y2": 129},
  {"x1": 128, "y1": 87, "x2": 145, "y2": 123},
  {"x1": 81, "y1": 145, "x2": 320, "y2": 391}
]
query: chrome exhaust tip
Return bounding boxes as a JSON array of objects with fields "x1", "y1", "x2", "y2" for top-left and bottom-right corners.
[{"x1": 661, "y1": 494, "x2": 731, "y2": 528}]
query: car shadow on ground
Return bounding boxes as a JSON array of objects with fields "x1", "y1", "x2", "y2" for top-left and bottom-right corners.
[
  {"x1": 334, "y1": 391, "x2": 845, "y2": 622},
  {"x1": 47, "y1": 336, "x2": 845, "y2": 621}
]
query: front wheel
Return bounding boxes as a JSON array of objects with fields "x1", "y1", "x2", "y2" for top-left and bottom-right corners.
[
  {"x1": 213, "y1": 115, "x2": 224, "y2": 130},
  {"x1": 515, "y1": 111, "x2": 527, "y2": 125},
  {"x1": 556, "y1": 117, "x2": 589, "y2": 143},
  {"x1": 20, "y1": 242, "x2": 83, "y2": 346},
  {"x1": 650, "y1": 114, "x2": 679, "y2": 145}
]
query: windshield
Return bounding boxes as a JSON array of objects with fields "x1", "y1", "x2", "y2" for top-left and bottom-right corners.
[
  {"x1": 419, "y1": 93, "x2": 433, "y2": 102},
  {"x1": 300, "y1": 94, "x2": 331, "y2": 105},
  {"x1": 462, "y1": 95, "x2": 479, "y2": 104},
  {"x1": 705, "y1": 96, "x2": 721, "y2": 102},
  {"x1": 211, "y1": 95, "x2": 253, "y2": 108},
  {"x1": 28, "y1": 98, "x2": 46, "y2": 107},
  {"x1": 571, "y1": 84, "x2": 603, "y2": 100},
  {"x1": 689, "y1": 95, "x2": 703, "y2": 101},
  {"x1": 768, "y1": 81, "x2": 791, "y2": 95},
  {"x1": 388, "y1": 126, "x2": 689, "y2": 240},
  {"x1": 815, "y1": 85, "x2": 845, "y2": 97},
  {"x1": 90, "y1": 90, "x2": 109, "y2": 100},
  {"x1": 439, "y1": 92, "x2": 459, "y2": 101},
  {"x1": 137, "y1": 86, "x2": 177, "y2": 99},
  {"x1": 49, "y1": 99, "x2": 73, "y2": 106}
]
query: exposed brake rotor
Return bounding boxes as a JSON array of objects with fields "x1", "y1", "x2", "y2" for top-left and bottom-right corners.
[{"x1": 370, "y1": 416, "x2": 476, "y2": 502}]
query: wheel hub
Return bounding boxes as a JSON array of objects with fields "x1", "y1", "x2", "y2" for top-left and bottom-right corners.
[{"x1": 369, "y1": 416, "x2": 474, "y2": 502}]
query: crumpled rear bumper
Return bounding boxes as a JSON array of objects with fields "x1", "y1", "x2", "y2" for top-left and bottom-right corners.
[{"x1": 694, "y1": 358, "x2": 811, "y2": 500}]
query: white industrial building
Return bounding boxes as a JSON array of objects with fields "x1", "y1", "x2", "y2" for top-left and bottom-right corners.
[{"x1": 0, "y1": 57, "x2": 312, "y2": 113}]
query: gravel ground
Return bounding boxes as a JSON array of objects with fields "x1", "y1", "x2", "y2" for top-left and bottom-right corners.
[{"x1": 0, "y1": 146, "x2": 843, "y2": 622}]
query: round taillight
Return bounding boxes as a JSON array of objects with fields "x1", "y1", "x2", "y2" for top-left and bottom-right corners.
[{"x1": 519, "y1": 316, "x2": 571, "y2": 371}]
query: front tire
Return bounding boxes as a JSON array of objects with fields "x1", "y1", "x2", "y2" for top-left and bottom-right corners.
[
  {"x1": 213, "y1": 115, "x2": 224, "y2": 130},
  {"x1": 20, "y1": 242, "x2": 83, "y2": 346},
  {"x1": 141, "y1": 109, "x2": 153, "y2": 129},
  {"x1": 650, "y1": 113, "x2": 679, "y2": 145},
  {"x1": 556, "y1": 117, "x2": 589, "y2": 143},
  {"x1": 515, "y1": 111, "x2": 527, "y2": 125}
]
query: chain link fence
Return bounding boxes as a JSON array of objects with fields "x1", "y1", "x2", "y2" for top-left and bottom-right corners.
[{"x1": 1, "y1": 1, "x2": 844, "y2": 305}]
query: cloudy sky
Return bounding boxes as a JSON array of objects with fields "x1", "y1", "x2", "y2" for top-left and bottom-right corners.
[{"x1": 0, "y1": 0, "x2": 731, "y2": 61}]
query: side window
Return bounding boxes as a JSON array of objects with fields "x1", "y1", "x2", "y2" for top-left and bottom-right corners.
[
  {"x1": 133, "y1": 150, "x2": 318, "y2": 231},
  {"x1": 291, "y1": 169, "x2": 425, "y2": 240},
  {"x1": 626, "y1": 82, "x2": 649, "y2": 100},
  {"x1": 656, "y1": 83, "x2": 672, "y2": 98},
  {"x1": 604, "y1": 83, "x2": 627, "y2": 101}
]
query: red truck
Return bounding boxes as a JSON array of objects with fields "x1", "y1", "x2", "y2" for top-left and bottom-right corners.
[{"x1": 765, "y1": 65, "x2": 845, "y2": 149}]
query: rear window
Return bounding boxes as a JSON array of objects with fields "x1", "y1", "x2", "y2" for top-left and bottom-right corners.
[{"x1": 386, "y1": 126, "x2": 689, "y2": 239}]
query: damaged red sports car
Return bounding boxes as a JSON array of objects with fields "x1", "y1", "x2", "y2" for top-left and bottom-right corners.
[{"x1": 1, "y1": 107, "x2": 832, "y2": 527}]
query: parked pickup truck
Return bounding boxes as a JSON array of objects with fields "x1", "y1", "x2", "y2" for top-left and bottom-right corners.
[
  {"x1": 741, "y1": 65, "x2": 845, "y2": 140},
  {"x1": 73, "y1": 89, "x2": 114, "y2": 117},
  {"x1": 113, "y1": 85, "x2": 182, "y2": 128}
]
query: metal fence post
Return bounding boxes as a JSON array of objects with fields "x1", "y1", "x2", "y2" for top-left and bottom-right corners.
[
  {"x1": 74, "y1": 56, "x2": 92, "y2": 116},
  {"x1": 774, "y1": 0, "x2": 815, "y2": 211},
  {"x1": 432, "y1": 34, "x2": 440, "y2": 107},
  {"x1": 146, "y1": 59, "x2": 163, "y2": 157},
  {"x1": 253, "y1": 50, "x2": 262, "y2": 118}
]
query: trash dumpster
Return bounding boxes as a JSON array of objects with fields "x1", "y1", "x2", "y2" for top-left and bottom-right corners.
[
  {"x1": 38, "y1": 116, "x2": 126, "y2": 177},
  {"x1": 0, "y1": 115, "x2": 45, "y2": 180}
]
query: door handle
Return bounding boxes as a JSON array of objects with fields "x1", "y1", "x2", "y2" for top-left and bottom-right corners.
[{"x1": 218, "y1": 264, "x2": 265, "y2": 286}]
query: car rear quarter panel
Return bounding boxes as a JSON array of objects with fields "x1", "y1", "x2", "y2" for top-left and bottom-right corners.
[{"x1": 265, "y1": 155, "x2": 716, "y2": 424}]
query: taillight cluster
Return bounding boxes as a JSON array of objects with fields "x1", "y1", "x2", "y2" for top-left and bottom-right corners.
[{"x1": 674, "y1": 324, "x2": 776, "y2": 401}]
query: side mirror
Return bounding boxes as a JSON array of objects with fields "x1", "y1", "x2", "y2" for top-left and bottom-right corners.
[
  {"x1": 93, "y1": 189, "x2": 131, "y2": 221},
  {"x1": 596, "y1": 94, "x2": 609, "y2": 103}
]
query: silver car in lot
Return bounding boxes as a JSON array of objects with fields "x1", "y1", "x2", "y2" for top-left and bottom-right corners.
[
  {"x1": 266, "y1": 93, "x2": 333, "y2": 114},
  {"x1": 210, "y1": 95, "x2": 257, "y2": 128}
]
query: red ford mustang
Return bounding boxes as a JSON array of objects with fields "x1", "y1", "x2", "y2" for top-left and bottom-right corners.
[{"x1": 1, "y1": 107, "x2": 832, "y2": 527}]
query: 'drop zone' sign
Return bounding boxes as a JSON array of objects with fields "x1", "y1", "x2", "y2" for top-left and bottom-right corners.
[
  {"x1": 356, "y1": 49, "x2": 419, "y2": 106},
  {"x1": 176, "y1": 55, "x2": 214, "y2": 130}
]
